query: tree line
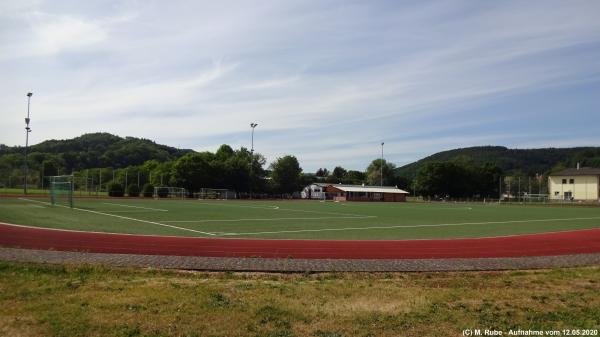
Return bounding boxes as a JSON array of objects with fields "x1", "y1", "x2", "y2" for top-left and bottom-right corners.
[
  {"x1": 3, "y1": 133, "x2": 595, "y2": 199},
  {"x1": 415, "y1": 158, "x2": 503, "y2": 199}
]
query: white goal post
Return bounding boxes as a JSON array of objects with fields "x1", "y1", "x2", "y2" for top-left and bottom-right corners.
[
  {"x1": 153, "y1": 186, "x2": 186, "y2": 199},
  {"x1": 194, "y1": 188, "x2": 236, "y2": 200}
]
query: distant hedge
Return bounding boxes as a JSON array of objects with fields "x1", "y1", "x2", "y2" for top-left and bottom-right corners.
[
  {"x1": 156, "y1": 187, "x2": 169, "y2": 198},
  {"x1": 142, "y1": 183, "x2": 154, "y2": 197},
  {"x1": 108, "y1": 183, "x2": 124, "y2": 197},
  {"x1": 127, "y1": 184, "x2": 140, "y2": 197}
]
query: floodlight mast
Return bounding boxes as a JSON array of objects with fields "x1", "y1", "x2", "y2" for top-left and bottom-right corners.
[
  {"x1": 380, "y1": 142, "x2": 384, "y2": 187},
  {"x1": 250, "y1": 123, "x2": 258, "y2": 199},
  {"x1": 24, "y1": 92, "x2": 33, "y2": 194}
]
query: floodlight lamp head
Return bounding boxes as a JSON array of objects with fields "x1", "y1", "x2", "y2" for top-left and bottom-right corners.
[
  {"x1": 381, "y1": 142, "x2": 384, "y2": 146},
  {"x1": 27, "y1": 92, "x2": 33, "y2": 97},
  {"x1": 251, "y1": 123, "x2": 257, "y2": 128}
]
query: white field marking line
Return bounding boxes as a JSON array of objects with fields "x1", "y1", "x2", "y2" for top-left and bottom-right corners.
[
  {"x1": 18, "y1": 198, "x2": 215, "y2": 236},
  {"x1": 94, "y1": 210, "x2": 164, "y2": 213},
  {"x1": 0, "y1": 221, "x2": 225, "y2": 239},
  {"x1": 162, "y1": 215, "x2": 377, "y2": 223},
  {"x1": 195, "y1": 201, "x2": 371, "y2": 217},
  {"x1": 196, "y1": 202, "x2": 280, "y2": 210},
  {"x1": 398, "y1": 206, "x2": 473, "y2": 210},
  {"x1": 330, "y1": 203, "x2": 473, "y2": 211},
  {"x1": 275, "y1": 207, "x2": 371, "y2": 217},
  {"x1": 102, "y1": 202, "x2": 168, "y2": 212},
  {"x1": 217, "y1": 216, "x2": 600, "y2": 236},
  {"x1": 0, "y1": 204, "x2": 46, "y2": 208},
  {"x1": 3, "y1": 220, "x2": 600, "y2": 242}
]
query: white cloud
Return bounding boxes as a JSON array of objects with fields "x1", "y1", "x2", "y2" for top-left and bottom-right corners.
[
  {"x1": 30, "y1": 13, "x2": 107, "y2": 55},
  {"x1": 1, "y1": 0, "x2": 600, "y2": 171}
]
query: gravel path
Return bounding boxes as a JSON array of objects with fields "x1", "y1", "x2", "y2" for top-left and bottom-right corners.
[{"x1": 2, "y1": 247, "x2": 600, "y2": 272}]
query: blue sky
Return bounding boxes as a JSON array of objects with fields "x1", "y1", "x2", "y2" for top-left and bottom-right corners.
[{"x1": 1, "y1": 0, "x2": 600, "y2": 172}]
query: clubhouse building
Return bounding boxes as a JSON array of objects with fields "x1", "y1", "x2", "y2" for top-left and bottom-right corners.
[
  {"x1": 548, "y1": 167, "x2": 600, "y2": 201},
  {"x1": 301, "y1": 183, "x2": 409, "y2": 202}
]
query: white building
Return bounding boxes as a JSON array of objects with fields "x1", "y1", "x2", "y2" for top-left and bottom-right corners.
[{"x1": 548, "y1": 167, "x2": 600, "y2": 201}]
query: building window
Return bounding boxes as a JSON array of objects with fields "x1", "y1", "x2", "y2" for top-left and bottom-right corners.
[
  {"x1": 554, "y1": 191, "x2": 560, "y2": 196},
  {"x1": 562, "y1": 179, "x2": 567, "y2": 184},
  {"x1": 569, "y1": 179, "x2": 574, "y2": 184}
]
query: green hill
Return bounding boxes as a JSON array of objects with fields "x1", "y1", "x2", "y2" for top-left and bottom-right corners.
[
  {"x1": 0, "y1": 133, "x2": 193, "y2": 172},
  {"x1": 395, "y1": 146, "x2": 600, "y2": 179}
]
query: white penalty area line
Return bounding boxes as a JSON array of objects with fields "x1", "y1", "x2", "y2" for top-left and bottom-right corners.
[
  {"x1": 162, "y1": 215, "x2": 377, "y2": 223},
  {"x1": 217, "y1": 216, "x2": 600, "y2": 236},
  {"x1": 102, "y1": 202, "x2": 168, "y2": 212},
  {"x1": 18, "y1": 198, "x2": 215, "y2": 236}
]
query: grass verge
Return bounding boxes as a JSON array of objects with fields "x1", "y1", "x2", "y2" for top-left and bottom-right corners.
[{"x1": 0, "y1": 261, "x2": 599, "y2": 336}]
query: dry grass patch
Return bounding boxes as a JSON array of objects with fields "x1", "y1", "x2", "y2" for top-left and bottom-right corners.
[{"x1": 0, "y1": 262, "x2": 599, "y2": 337}]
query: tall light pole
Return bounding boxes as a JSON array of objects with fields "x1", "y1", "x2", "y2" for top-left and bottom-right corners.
[
  {"x1": 250, "y1": 123, "x2": 258, "y2": 199},
  {"x1": 24, "y1": 92, "x2": 33, "y2": 194},
  {"x1": 380, "y1": 142, "x2": 384, "y2": 187}
]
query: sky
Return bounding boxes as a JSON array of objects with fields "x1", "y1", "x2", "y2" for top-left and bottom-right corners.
[{"x1": 1, "y1": 0, "x2": 600, "y2": 172}]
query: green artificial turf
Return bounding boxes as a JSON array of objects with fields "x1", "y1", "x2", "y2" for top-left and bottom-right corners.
[{"x1": 1, "y1": 197, "x2": 600, "y2": 240}]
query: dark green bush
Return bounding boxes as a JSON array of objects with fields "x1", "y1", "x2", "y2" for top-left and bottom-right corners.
[
  {"x1": 127, "y1": 184, "x2": 140, "y2": 197},
  {"x1": 156, "y1": 187, "x2": 169, "y2": 198},
  {"x1": 142, "y1": 183, "x2": 154, "y2": 197},
  {"x1": 108, "y1": 183, "x2": 124, "y2": 197}
]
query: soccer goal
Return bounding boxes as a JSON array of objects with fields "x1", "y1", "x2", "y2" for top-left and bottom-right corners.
[
  {"x1": 48, "y1": 175, "x2": 74, "y2": 208},
  {"x1": 153, "y1": 186, "x2": 186, "y2": 199},
  {"x1": 522, "y1": 193, "x2": 549, "y2": 203},
  {"x1": 194, "y1": 188, "x2": 236, "y2": 200}
]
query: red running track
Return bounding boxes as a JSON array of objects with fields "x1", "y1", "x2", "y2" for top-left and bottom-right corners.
[{"x1": 1, "y1": 222, "x2": 600, "y2": 259}]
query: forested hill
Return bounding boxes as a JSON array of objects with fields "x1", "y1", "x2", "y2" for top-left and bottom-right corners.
[
  {"x1": 395, "y1": 146, "x2": 600, "y2": 178},
  {"x1": 0, "y1": 133, "x2": 193, "y2": 170}
]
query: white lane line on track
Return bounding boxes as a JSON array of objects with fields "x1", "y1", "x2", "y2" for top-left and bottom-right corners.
[
  {"x1": 162, "y1": 215, "x2": 377, "y2": 223},
  {"x1": 19, "y1": 198, "x2": 215, "y2": 236},
  {"x1": 218, "y1": 216, "x2": 600, "y2": 236},
  {"x1": 102, "y1": 202, "x2": 168, "y2": 212}
]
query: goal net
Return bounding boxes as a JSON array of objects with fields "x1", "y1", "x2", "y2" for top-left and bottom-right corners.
[
  {"x1": 153, "y1": 186, "x2": 186, "y2": 199},
  {"x1": 522, "y1": 193, "x2": 549, "y2": 203},
  {"x1": 194, "y1": 188, "x2": 236, "y2": 200},
  {"x1": 49, "y1": 175, "x2": 74, "y2": 208}
]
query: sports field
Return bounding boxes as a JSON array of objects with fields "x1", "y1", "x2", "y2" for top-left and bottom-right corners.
[{"x1": 1, "y1": 197, "x2": 600, "y2": 240}]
